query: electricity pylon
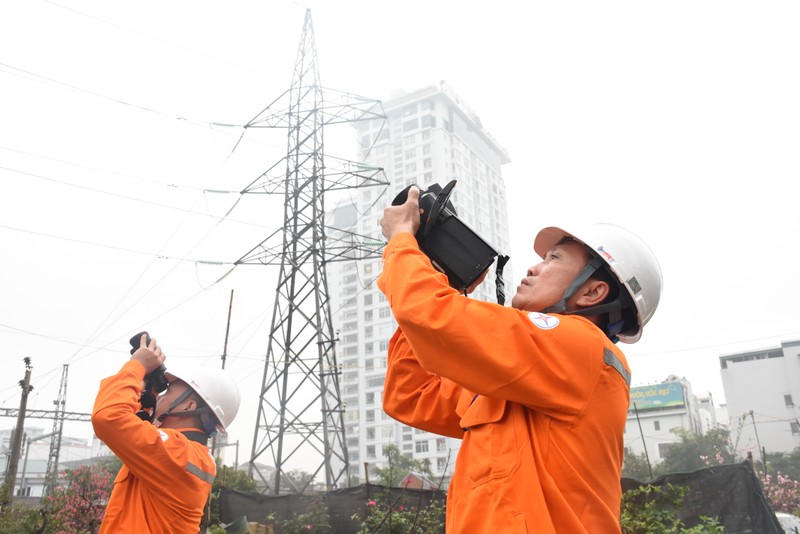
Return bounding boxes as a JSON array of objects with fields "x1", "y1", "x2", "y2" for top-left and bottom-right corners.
[
  {"x1": 43, "y1": 364, "x2": 68, "y2": 496},
  {"x1": 241, "y1": 9, "x2": 387, "y2": 494}
]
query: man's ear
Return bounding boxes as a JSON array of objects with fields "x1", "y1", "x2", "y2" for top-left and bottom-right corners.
[
  {"x1": 183, "y1": 399, "x2": 198, "y2": 412},
  {"x1": 575, "y1": 279, "x2": 609, "y2": 307}
]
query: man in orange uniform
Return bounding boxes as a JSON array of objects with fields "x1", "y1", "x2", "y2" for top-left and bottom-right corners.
[
  {"x1": 379, "y1": 187, "x2": 662, "y2": 533},
  {"x1": 92, "y1": 334, "x2": 241, "y2": 533}
]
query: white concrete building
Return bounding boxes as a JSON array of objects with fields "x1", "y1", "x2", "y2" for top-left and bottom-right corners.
[
  {"x1": 624, "y1": 376, "x2": 707, "y2": 464},
  {"x1": 720, "y1": 339, "x2": 800, "y2": 457},
  {"x1": 328, "y1": 82, "x2": 511, "y2": 485},
  {"x1": 1, "y1": 426, "x2": 113, "y2": 497}
]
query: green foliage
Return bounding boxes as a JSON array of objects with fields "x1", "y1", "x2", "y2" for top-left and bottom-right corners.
[
  {"x1": 654, "y1": 428, "x2": 735, "y2": 477},
  {"x1": 622, "y1": 451, "x2": 653, "y2": 481},
  {"x1": 351, "y1": 491, "x2": 445, "y2": 534},
  {"x1": 0, "y1": 503, "x2": 44, "y2": 534},
  {"x1": 620, "y1": 483, "x2": 723, "y2": 534},
  {"x1": 372, "y1": 444, "x2": 434, "y2": 488},
  {"x1": 767, "y1": 447, "x2": 800, "y2": 481},
  {"x1": 268, "y1": 496, "x2": 332, "y2": 533}
]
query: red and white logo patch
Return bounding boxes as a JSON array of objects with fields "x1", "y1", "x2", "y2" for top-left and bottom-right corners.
[{"x1": 528, "y1": 312, "x2": 560, "y2": 330}]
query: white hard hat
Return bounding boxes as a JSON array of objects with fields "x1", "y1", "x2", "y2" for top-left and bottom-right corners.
[
  {"x1": 534, "y1": 223, "x2": 663, "y2": 343},
  {"x1": 165, "y1": 366, "x2": 241, "y2": 431}
]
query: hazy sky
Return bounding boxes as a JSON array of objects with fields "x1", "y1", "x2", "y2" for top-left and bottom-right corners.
[{"x1": 2, "y1": 1, "x2": 799, "y2": 457}]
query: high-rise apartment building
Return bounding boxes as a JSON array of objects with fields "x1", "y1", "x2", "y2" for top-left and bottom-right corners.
[{"x1": 328, "y1": 82, "x2": 511, "y2": 485}]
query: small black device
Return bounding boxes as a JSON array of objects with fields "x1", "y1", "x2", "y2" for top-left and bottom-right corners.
[
  {"x1": 392, "y1": 180, "x2": 500, "y2": 293},
  {"x1": 129, "y1": 331, "x2": 169, "y2": 422}
]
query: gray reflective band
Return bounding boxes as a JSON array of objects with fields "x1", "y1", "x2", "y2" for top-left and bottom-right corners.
[
  {"x1": 186, "y1": 462, "x2": 215, "y2": 484},
  {"x1": 604, "y1": 348, "x2": 631, "y2": 387}
]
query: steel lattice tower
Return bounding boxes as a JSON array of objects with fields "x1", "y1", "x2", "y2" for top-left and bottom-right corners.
[
  {"x1": 240, "y1": 9, "x2": 387, "y2": 494},
  {"x1": 43, "y1": 364, "x2": 68, "y2": 496}
]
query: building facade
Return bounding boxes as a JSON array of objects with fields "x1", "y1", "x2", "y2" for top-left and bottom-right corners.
[
  {"x1": 328, "y1": 82, "x2": 511, "y2": 485},
  {"x1": 720, "y1": 339, "x2": 800, "y2": 456},
  {"x1": 624, "y1": 377, "x2": 707, "y2": 464}
]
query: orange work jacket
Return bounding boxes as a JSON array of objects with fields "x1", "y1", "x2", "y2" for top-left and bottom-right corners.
[
  {"x1": 378, "y1": 233, "x2": 631, "y2": 533},
  {"x1": 92, "y1": 359, "x2": 216, "y2": 533}
]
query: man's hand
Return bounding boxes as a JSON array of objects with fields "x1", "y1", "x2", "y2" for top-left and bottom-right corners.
[
  {"x1": 381, "y1": 186, "x2": 422, "y2": 240},
  {"x1": 131, "y1": 333, "x2": 165, "y2": 374}
]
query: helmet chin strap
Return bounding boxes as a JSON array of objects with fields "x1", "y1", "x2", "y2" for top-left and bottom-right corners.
[
  {"x1": 155, "y1": 388, "x2": 218, "y2": 436},
  {"x1": 543, "y1": 257, "x2": 603, "y2": 314},
  {"x1": 542, "y1": 256, "x2": 626, "y2": 343}
]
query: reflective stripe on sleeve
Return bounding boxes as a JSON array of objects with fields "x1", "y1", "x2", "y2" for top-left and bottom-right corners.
[
  {"x1": 603, "y1": 348, "x2": 631, "y2": 388},
  {"x1": 186, "y1": 462, "x2": 215, "y2": 484}
]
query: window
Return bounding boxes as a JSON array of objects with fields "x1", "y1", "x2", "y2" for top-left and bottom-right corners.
[
  {"x1": 403, "y1": 119, "x2": 418, "y2": 132},
  {"x1": 365, "y1": 359, "x2": 374, "y2": 372},
  {"x1": 657, "y1": 443, "x2": 670, "y2": 459},
  {"x1": 366, "y1": 392, "x2": 375, "y2": 405},
  {"x1": 436, "y1": 438, "x2": 447, "y2": 452},
  {"x1": 785, "y1": 394, "x2": 794, "y2": 407},
  {"x1": 437, "y1": 457, "x2": 447, "y2": 472},
  {"x1": 415, "y1": 440, "x2": 429, "y2": 453},
  {"x1": 366, "y1": 410, "x2": 375, "y2": 422},
  {"x1": 364, "y1": 294, "x2": 373, "y2": 306},
  {"x1": 367, "y1": 445, "x2": 376, "y2": 458},
  {"x1": 367, "y1": 428, "x2": 375, "y2": 439},
  {"x1": 792, "y1": 422, "x2": 800, "y2": 436},
  {"x1": 654, "y1": 421, "x2": 661, "y2": 431}
]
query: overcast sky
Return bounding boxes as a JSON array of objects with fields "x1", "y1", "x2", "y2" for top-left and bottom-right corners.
[{"x1": 2, "y1": 1, "x2": 799, "y2": 456}]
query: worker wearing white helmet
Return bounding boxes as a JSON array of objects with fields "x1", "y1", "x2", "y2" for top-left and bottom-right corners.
[
  {"x1": 92, "y1": 334, "x2": 241, "y2": 533},
  {"x1": 378, "y1": 187, "x2": 662, "y2": 533}
]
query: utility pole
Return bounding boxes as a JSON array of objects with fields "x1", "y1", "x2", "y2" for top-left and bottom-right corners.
[
  {"x1": 749, "y1": 410, "x2": 767, "y2": 474},
  {"x1": 1, "y1": 358, "x2": 33, "y2": 506},
  {"x1": 633, "y1": 402, "x2": 653, "y2": 480}
]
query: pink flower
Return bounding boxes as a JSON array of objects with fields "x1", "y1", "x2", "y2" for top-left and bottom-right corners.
[{"x1": 368, "y1": 499, "x2": 376, "y2": 506}]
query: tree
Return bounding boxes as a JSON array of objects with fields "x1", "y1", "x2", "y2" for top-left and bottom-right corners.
[
  {"x1": 372, "y1": 445, "x2": 434, "y2": 488},
  {"x1": 622, "y1": 451, "x2": 653, "y2": 481},
  {"x1": 767, "y1": 447, "x2": 800, "y2": 481},
  {"x1": 655, "y1": 428, "x2": 734, "y2": 477}
]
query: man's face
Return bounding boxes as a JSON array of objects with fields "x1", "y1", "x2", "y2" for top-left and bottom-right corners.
[
  {"x1": 153, "y1": 379, "x2": 192, "y2": 423},
  {"x1": 511, "y1": 240, "x2": 590, "y2": 312}
]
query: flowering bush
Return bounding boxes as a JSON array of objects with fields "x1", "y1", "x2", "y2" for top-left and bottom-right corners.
[
  {"x1": 352, "y1": 491, "x2": 445, "y2": 533},
  {"x1": 267, "y1": 496, "x2": 332, "y2": 533},
  {"x1": 42, "y1": 464, "x2": 114, "y2": 534},
  {"x1": 761, "y1": 472, "x2": 800, "y2": 515}
]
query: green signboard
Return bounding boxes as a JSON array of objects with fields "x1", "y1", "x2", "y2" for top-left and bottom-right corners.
[{"x1": 629, "y1": 381, "x2": 685, "y2": 411}]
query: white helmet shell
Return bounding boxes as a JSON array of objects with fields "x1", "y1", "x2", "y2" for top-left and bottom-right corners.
[
  {"x1": 534, "y1": 223, "x2": 663, "y2": 343},
  {"x1": 165, "y1": 366, "x2": 241, "y2": 431}
]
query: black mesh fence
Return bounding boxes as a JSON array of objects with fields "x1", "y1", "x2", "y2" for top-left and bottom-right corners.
[
  {"x1": 219, "y1": 483, "x2": 446, "y2": 533},
  {"x1": 221, "y1": 462, "x2": 785, "y2": 533},
  {"x1": 623, "y1": 461, "x2": 784, "y2": 533}
]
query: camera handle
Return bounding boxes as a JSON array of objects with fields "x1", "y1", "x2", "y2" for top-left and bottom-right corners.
[{"x1": 422, "y1": 180, "x2": 457, "y2": 238}]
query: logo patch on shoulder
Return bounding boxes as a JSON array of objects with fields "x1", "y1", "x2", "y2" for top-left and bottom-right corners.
[
  {"x1": 158, "y1": 430, "x2": 169, "y2": 442},
  {"x1": 528, "y1": 312, "x2": 560, "y2": 330}
]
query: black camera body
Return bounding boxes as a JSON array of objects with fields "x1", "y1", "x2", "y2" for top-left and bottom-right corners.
[
  {"x1": 392, "y1": 180, "x2": 499, "y2": 292},
  {"x1": 129, "y1": 331, "x2": 169, "y2": 395}
]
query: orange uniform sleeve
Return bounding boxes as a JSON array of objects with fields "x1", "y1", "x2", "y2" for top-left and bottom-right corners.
[
  {"x1": 382, "y1": 327, "x2": 466, "y2": 439},
  {"x1": 378, "y1": 233, "x2": 610, "y2": 421}
]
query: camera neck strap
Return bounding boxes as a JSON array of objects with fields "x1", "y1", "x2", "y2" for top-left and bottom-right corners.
[{"x1": 495, "y1": 255, "x2": 511, "y2": 305}]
